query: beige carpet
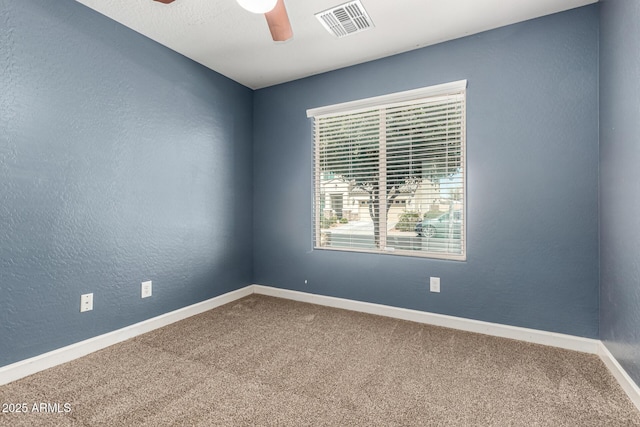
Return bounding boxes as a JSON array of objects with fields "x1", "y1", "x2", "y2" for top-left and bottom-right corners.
[{"x1": 1, "y1": 294, "x2": 639, "y2": 426}]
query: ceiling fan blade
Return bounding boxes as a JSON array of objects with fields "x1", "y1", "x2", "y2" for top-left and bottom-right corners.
[
  {"x1": 153, "y1": 0, "x2": 175, "y2": 3},
  {"x1": 265, "y1": 0, "x2": 293, "y2": 42}
]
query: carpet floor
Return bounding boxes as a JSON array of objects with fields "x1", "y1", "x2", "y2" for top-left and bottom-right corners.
[{"x1": 1, "y1": 294, "x2": 639, "y2": 426}]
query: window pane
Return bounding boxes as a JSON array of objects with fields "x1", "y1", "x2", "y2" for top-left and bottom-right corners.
[
  {"x1": 316, "y1": 110, "x2": 380, "y2": 250},
  {"x1": 313, "y1": 85, "x2": 465, "y2": 260}
]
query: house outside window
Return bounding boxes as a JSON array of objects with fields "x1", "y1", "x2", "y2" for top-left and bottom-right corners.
[{"x1": 307, "y1": 80, "x2": 467, "y2": 260}]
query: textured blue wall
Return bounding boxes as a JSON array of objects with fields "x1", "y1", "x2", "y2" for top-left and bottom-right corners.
[
  {"x1": 253, "y1": 6, "x2": 600, "y2": 337},
  {"x1": 599, "y1": 0, "x2": 640, "y2": 385},
  {"x1": 0, "y1": 0, "x2": 605, "y2": 369},
  {"x1": 0, "y1": 0, "x2": 253, "y2": 366}
]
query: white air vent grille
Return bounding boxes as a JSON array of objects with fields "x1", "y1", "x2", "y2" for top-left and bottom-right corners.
[{"x1": 316, "y1": 0, "x2": 374, "y2": 38}]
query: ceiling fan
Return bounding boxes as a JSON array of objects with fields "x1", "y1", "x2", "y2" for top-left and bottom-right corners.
[{"x1": 153, "y1": 0, "x2": 293, "y2": 42}]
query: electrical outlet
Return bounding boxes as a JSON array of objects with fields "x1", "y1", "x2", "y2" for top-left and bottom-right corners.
[
  {"x1": 304, "y1": 279, "x2": 308, "y2": 284},
  {"x1": 430, "y1": 277, "x2": 441, "y2": 293},
  {"x1": 141, "y1": 280, "x2": 152, "y2": 298},
  {"x1": 80, "y1": 293, "x2": 93, "y2": 312}
]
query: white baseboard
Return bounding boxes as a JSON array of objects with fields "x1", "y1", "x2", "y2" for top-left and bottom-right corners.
[
  {"x1": 251, "y1": 284, "x2": 600, "y2": 354},
  {"x1": 598, "y1": 342, "x2": 640, "y2": 412},
  {"x1": 0, "y1": 286, "x2": 253, "y2": 386},
  {"x1": 2, "y1": 283, "x2": 639, "y2": 414}
]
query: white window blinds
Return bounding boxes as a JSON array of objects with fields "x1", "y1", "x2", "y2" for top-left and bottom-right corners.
[{"x1": 308, "y1": 80, "x2": 466, "y2": 260}]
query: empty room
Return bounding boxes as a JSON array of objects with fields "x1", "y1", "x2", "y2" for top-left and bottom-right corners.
[{"x1": 1, "y1": 0, "x2": 639, "y2": 425}]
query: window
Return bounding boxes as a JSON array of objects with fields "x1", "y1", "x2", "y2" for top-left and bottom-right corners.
[{"x1": 307, "y1": 80, "x2": 466, "y2": 260}]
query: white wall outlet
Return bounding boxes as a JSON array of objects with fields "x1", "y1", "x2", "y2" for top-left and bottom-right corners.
[
  {"x1": 80, "y1": 293, "x2": 93, "y2": 312},
  {"x1": 141, "y1": 280, "x2": 152, "y2": 298},
  {"x1": 430, "y1": 277, "x2": 441, "y2": 293},
  {"x1": 304, "y1": 279, "x2": 308, "y2": 284}
]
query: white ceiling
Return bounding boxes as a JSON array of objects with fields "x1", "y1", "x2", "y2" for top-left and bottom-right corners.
[{"x1": 74, "y1": 0, "x2": 597, "y2": 89}]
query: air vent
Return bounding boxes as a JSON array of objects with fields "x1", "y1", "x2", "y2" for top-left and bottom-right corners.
[{"x1": 315, "y1": 0, "x2": 374, "y2": 38}]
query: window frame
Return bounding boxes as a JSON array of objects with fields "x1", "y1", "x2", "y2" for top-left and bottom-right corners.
[{"x1": 307, "y1": 80, "x2": 467, "y2": 261}]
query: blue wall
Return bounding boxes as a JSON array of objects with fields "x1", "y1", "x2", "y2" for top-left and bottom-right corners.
[
  {"x1": 253, "y1": 6, "x2": 600, "y2": 337},
  {"x1": 0, "y1": 0, "x2": 253, "y2": 366},
  {"x1": 599, "y1": 0, "x2": 640, "y2": 385},
  {"x1": 0, "y1": 1, "x2": 610, "y2": 369}
]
